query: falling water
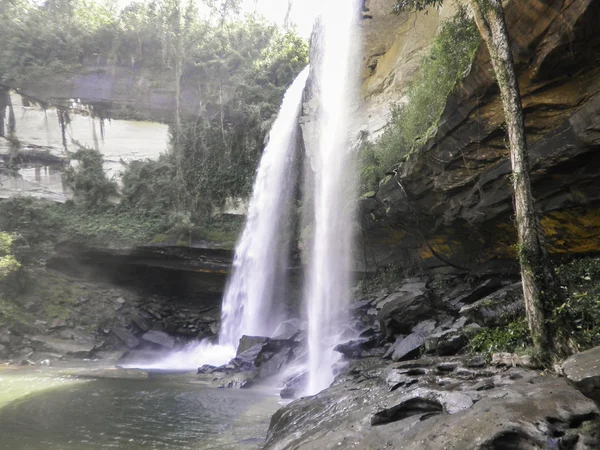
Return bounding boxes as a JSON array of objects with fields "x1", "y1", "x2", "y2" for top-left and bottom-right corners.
[
  {"x1": 305, "y1": 0, "x2": 360, "y2": 395},
  {"x1": 219, "y1": 67, "x2": 309, "y2": 349}
]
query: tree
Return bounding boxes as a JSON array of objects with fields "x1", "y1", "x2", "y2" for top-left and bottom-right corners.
[
  {"x1": 396, "y1": 0, "x2": 572, "y2": 362},
  {"x1": 0, "y1": 233, "x2": 20, "y2": 279}
]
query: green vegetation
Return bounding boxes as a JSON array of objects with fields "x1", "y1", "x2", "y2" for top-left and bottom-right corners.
[
  {"x1": 554, "y1": 258, "x2": 600, "y2": 350},
  {"x1": 468, "y1": 257, "x2": 600, "y2": 358},
  {"x1": 468, "y1": 318, "x2": 532, "y2": 356},
  {"x1": 0, "y1": 0, "x2": 308, "y2": 249},
  {"x1": 359, "y1": 7, "x2": 480, "y2": 192},
  {"x1": 0, "y1": 233, "x2": 20, "y2": 279}
]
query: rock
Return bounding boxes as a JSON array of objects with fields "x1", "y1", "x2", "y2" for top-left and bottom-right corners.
[
  {"x1": 49, "y1": 318, "x2": 67, "y2": 329},
  {"x1": 272, "y1": 319, "x2": 303, "y2": 340},
  {"x1": 491, "y1": 352, "x2": 538, "y2": 369},
  {"x1": 459, "y1": 283, "x2": 524, "y2": 327},
  {"x1": 0, "y1": 343, "x2": 8, "y2": 358},
  {"x1": 115, "y1": 297, "x2": 126, "y2": 304},
  {"x1": 371, "y1": 397, "x2": 443, "y2": 426},
  {"x1": 265, "y1": 366, "x2": 600, "y2": 450},
  {"x1": 29, "y1": 336, "x2": 95, "y2": 357},
  {"x1": 280, "y1": 371, "x2": 308, "y2": 399},
  {"x1": 58, "y1": 328, "x2": 95, "y2": 342},
  {"x1": 377, "y1": 287, "x2": 432, "y2": 336},
  {"x1": 231, "y1": 344, "x2": 263, "y2": 371},
  {"x1": 563, "y1": 346, "x2": 600, "y2": 403},
  {"x1": 437, "y1": 334, "x2": 468, "y2": 356},
  {"x1": 141, "y1": 330, "x2": 175, "y2": 349},
  {"x1": 466, "y1": 355, "x2": 486, "y2": 368},
  {"x1": 131, "y1": 316, "x2": 152, "y2": 333},
  {"x1": 111, "y1": 327, "x2": 140, "y2": 349},
  {"x1": 334, "y1": 335, "x2": 379, "y2": 359},
  {"x1": 389, "y1": 333, "x2": 426, "y2": 362},
  {"x1": 442, "y1": 278, "x2": 505, "y2": 312},
  {"x1": 197, "y1": 364, "x2": 217, "y2": 374},
  {"x1": 236, "y1": 335, "x2": 270, "y2": 356}
]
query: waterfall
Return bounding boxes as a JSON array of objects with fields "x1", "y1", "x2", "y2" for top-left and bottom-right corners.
[
  {"x1": 219, "y1": 67, "x2": 309, "y2": 349},
  {"x1": 305, "y1": 0, "x2": 360, "y2": 395}
]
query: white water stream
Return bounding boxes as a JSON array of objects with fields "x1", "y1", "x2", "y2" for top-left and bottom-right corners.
[
  {"x1": 219, "y1": 67, "x2": 309, "y2": 349},
  {"x1": 305, "y1": 0, "x2": 360, "y2": 395},
  {"x1": 129, "y1": 68, "x2": 310, "y2": 370}
]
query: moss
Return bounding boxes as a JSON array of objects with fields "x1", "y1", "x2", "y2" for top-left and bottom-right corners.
[{"x1": 359, "y1": 7, "x2": 481, "y2": 192}]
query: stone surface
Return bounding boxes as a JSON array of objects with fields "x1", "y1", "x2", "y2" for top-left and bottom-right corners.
[
  {"x1": 140, "y1": 330, "x2": 175, "y2": 349},
  {"x1": 459, "y1": 283, "x2": 524, "y2": 327},
  {"x1": 265, "y1": 356, "x2": 600, "y2": 450},
  {"x1": 345, "y1": 0, "x2": 600, "y2": 272},
  {"x1": 377, "y1": 287, "x2": 432, "y2": 336},
  {"x1": 236, "y1": 335, "x2": 270, "y2": 356},
  {"x1": 29, "y1": 336, "x2": 95, "y2": 357},
  {"x1": 111, "y1": 327, "x2": 140, "y2": 349},
  {"x1": 563, "y1": 346, "x2": 600, "y2": 403}
]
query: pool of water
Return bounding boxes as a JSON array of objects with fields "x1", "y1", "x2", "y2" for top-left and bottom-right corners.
[{"x1": 0, "y1": 368, "x2": 280, "y2": 450}]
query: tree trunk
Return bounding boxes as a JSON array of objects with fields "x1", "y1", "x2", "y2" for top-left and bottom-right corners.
[{"x1": 468, "y1": 0, "x2": 571, "y2": 362}]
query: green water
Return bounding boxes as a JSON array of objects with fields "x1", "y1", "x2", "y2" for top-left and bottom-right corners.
[{"x1": 0, "y1": 368, "x2": 280, "y2": 450}]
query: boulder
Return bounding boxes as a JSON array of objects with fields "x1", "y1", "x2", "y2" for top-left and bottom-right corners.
[
  {"x1": 140, "y1": 330, "x2": 175, "y2": 349},
  {"x1": 131, "y1": 316, "x2": 152, "y2": 333},
  {"x1": 333, "y1": 334, "x2": 380, "y2": 359},
  {"x1": 197, "y1": 364, "x2": 218, "y2": 374},
  {"x1": 377, "y1": 287, "x2": 432, "y2": 336},
  {"x1": 459, "y1": 283, "x2": 524, "y2": 327},
  {"x1": 111, "y1": 327, "x2": 140, "y2": 349},
  {"x1": 29, "y1": 336, "x2": 95, "y2": 357},
  {"x1": 236, "y1": 335, "x2": 270, "y2": 356},
  {"x1": 563, "y1": 346, "x2": 600, "y2": 403},
  {"x1": 280, "y1": 371, "x2": 308, "y2": 399}
]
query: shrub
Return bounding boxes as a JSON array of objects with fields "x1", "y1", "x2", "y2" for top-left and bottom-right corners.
[
  {"x1": 359, "y1": 7, "x2": 480, "y2": 191},
  {"x1": 63, "y1": 148, "x2": 118, "y2": 211}
]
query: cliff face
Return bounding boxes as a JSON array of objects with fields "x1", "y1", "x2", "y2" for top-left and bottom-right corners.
[{"x1": 351, "y1": 0, "x2": 600, "y2": 271}]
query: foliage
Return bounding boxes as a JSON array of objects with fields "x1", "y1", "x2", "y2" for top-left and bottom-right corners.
[
  {"x1": 554, "y1": 257, "x2": 600, "y2": 350},
  {"x1": 0, "y1": 232, "x2": 20, "y2": 279},
  {"x1": 359, "y1": 7, "x2": 480, "y2": 192},
  {"x1": 1, "y1": 0, "x2": 308, "y2": 248},
  {"x1": 468, "y1": 318, "x2": 532, "y2": 355},
  {"x1": 63, "y1": 148, "x2": 118, "y2": 210},
  {"x1": 394, "y1": 0, "x2": 444, "y2": 12}
]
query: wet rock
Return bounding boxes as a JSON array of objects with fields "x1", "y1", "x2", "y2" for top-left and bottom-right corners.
[
  {"x1": 280, "y1": 371, "x2": 308, "y2": 399},
  {"x1": 218, "y1": 373, "x2": 255, "y2": 389},
  {"x1": 236, "y1": 335, "x2": 270, "y2": 356},
  {"x1": 231, "y1": 344, "x2": 264, "y2": 371},
  {"x1": 131, "y1": 316, "x2": 152, "y2": 333},
  {"x1": 377, "y1": 286, "x2": 432, "y2": 336},
  {"x1": 272, "y1": 319, "x2": 303, "y2": 340},
  {"x1": 466, "y1": 355, "x2": 487, "y2": 368},
  {"x1": 29, "y1": 336, "x2": 95, "y2": 357},
  {"x1": 436, "y1": 333, "x2": 468, "y2": 356},
  {"x1": 389, "y1": 333, "x2": 426, "y2": 362},
  {"x1": 334, "y1": 334, "x2": 379, "y2": 359},
  {"x1": 111, "y1": 327, "x2": 140, "y2": 349},
  {"x1": 197, "y1": 364, "x2": 217, "y2": 374},
  {"x1": 459, "y1": 283, "x2": 524, "y2": 327},
  {"x1": 442, "y1": 278, "x2": 505, "y2": 312},
  {"x1": 49, "y1": 318, "x2": 67, "y2": 329},
  {"x1": 140, "y1": 330, "x2": 175, "y2": 349},
  {"x1": 371, "y1": 397, "x2": 443, "y2": 426},
  {"x1": 563, "y1": 346, "x2": 600, "y2": 403}
]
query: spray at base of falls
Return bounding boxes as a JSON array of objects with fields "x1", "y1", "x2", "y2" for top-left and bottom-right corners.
[
  {"x1": 219, "y1": 66, "x2": 309, "y2": 349},
  {"x1": 305, "y1": 0, "x2": 360, "y2": 395}
]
